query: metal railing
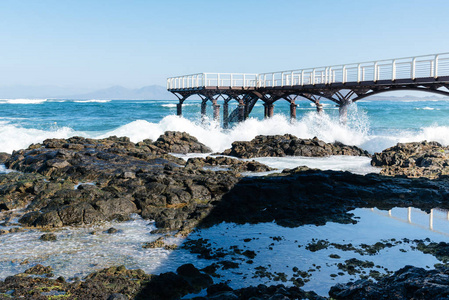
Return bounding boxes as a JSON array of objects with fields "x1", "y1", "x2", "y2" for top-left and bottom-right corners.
[
  {"x1": 167, "y1": 52, "x2": 449, "y2": 90},
  {"x1": 167, "y1": 73, "x2": 258, "y2": 90}
]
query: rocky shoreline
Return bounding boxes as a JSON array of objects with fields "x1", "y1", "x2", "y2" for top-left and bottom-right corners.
[{"x1": 0, "y1": 132, "x2": 448, "y2": 299}]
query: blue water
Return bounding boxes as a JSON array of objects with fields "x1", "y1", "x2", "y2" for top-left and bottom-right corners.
[{"x1": 0, "y1": 97, "x2": 448, "y2": 154}]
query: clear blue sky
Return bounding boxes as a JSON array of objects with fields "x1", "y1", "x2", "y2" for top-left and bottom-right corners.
[{"x1": 1, "y1": 0, "x2": 448, "y2": 90}]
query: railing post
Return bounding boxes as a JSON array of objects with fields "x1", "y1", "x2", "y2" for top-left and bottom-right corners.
[
  {"x1": 281, "y1": 72, "x2": 284, "y2": 87},
  {"x1": 435, "y1": 55, "x2": 439, "y2": 78},
  {"x1": 342, "y1": 66, "x2": 346, "y2": 84},
  {"x1": 411, "y1": 58, "x2": 416, "y2": 80},
  {"x1": 392, "y1": 59, "x2": 396, "y2": 81},
  {"x1": 301, "y1": 70, "x2": 304, "y2": 86},
  {"x1": 374, "y1": 62, "x2": 378, "y2": 82},
  {"x1": 291, "y1": 71, "x2": 294, "y2": 86},
  {"x1": 272, "y1": 73, "x2": 275, "y2": 87},
  {"x1": 230, "y1": 74, "x2": 233, "y2": 88},
  {"x1": 312, "y1": 69, "x2": 316, "y2": 85},
  {"x1": 357, "y1": 64, "x2": 361, "y2": 83},
  {"x1": 243, "y1": 74, "x2": 246, "y2": 88},
  {"x1": 217, "y1": 74, "x2": 220, "y2": 87}
]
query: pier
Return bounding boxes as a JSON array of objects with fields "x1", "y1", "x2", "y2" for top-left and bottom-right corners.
[{"x1": 167, "y1": 52, "x2": 449, "y2": 127}]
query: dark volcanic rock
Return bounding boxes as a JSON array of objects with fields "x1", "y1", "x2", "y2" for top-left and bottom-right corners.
[
  {"x1": 153, "y1": 131, "x2": 212, "y2": 153},
  {"x1": 39, "y1": 233, "x2": 57, "y2": 241},
  {"x1": 0, "y1": 152, "x2": 10, "y2": 164},
  {"x1": 200, "y1": 166, "x2": 449, "y2": 228},
  {"x1": 136, "y1": 264, "x2": 213, "y2": 300},
  {"x1": 3, "y1": 136, "x2": 239, "y2": 232},
  {"x1": 329, "y1": 265, "x2": 449, "y2": 299},
  {"x1": 371, "y1": 141, "x2": 449, "y2": 178},
  {"x1": 186, "y1": 156, "x2": 275, "y2": 172},
  {"x1": 221, "y1": 134, "x2": 370, "y2": 158}
]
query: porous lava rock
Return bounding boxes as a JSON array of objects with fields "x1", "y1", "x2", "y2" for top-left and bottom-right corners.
[
  {"x1": 185, "y1": 156, "x2": 275, "y2": 172},
  {"x1": 371, "y1": 141, "x2": 449, "y2": 178},
  {"x1": 153, "y1": 131, "x2": 212, "y2": 153},
  {"x1": 3, "y1": 135, "x2": 239, "y2": 232},
  {"x1": 329, "y1": 265, "x2": 449, "y2": 299},
  {"x1": 221, "y1": 134, "x2": 370, "y2": 158}
]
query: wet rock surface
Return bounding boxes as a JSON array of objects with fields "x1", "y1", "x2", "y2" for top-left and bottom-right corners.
[
  {"x1": 153, "y1": 131, "x2": 212, "y2": 154},
  {"x1": 3, "y1": 135, "x2": 240, "y2": 232},
  {"x1": 200, "y1": 166, "x2": 449, "y2": 228},
  {"x1": 221, "y1": 134, "x2": 371, "y2": 158},
  {"x1": 329, "y1": 265, "x2": 449, "y2": 300},
  {"x1": 186, "y1": 156, "x2": 275, "y2": 172},
  {"x1": 372, "y1": 141, "x2": 449, "y2": 178},
  {"x1": 0, "y1": 153, "x2": 10, "y2": 164}
]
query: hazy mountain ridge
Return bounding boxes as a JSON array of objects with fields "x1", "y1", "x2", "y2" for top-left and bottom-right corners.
[{"x1": 0, "y1": 85, "x2": 177, "y2": 100}]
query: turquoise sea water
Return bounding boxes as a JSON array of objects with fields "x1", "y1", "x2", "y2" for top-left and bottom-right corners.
[{"x1": 0, "y1": 97, "x2": 448, "y2": 154}]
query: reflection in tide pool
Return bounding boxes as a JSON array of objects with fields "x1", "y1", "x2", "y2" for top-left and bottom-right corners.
[{"x1": 0, "y1": 208, "x2": 448, "y2": 296}]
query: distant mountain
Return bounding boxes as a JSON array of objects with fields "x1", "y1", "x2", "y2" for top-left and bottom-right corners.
[
  {"x1": 0, "y1": 85, "x2": 92, "y2": 99},
  {"x1": 64, "y1": 85, "x2": 177, "y2": 100}
]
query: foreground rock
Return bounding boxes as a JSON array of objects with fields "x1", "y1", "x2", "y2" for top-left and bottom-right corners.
[
  {"x1": 3, "y1": 136, "x2": 239, "y2": 232},
  {"x1": 371, "y1": 141, "x2": 449, "y2": 178},
  {"x1": 200, "y1": 166, "x2": 449, "y2": 228},
  {"x1": 186, "y1": 156, "x2": 275, "y2": 172},
  {"x1": 222, "y1": 135, "x2": 370, "y2": 158},
  {"x1": 329, "y1": 265, "x2": 449, "y2": 299},
  {"x1": 0, "y1": 263, "x2": 321, "y2": 300}
]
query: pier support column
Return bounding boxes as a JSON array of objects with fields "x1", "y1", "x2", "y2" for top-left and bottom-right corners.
[
  {"x1": 264, "y1": 103, "x2": 274, "y2": 118},
  {"x1": 213, "y1": 103, "x2": 220, "y2": 122},
  {"x1": 290, "y1": 103, "x2": 297, "y2": 121},
  {"x1": 339, "y1": 103, "x2": 349, "y2": 124},
  {"x1": 316, "y1": 103, "x2": 324, "y2": 114},
  {"x1": 201, "y1": 101, "x2": 207, "y2": 118},
  {"x1": 177, "y1": 103, "x2": 183, "y2": 116},
  {"x1": 238, "y1": 104, "x2": 245, "y2": 122},
  {"x1": 223, "y1": 102, "x2": 229, "y2": 129}
]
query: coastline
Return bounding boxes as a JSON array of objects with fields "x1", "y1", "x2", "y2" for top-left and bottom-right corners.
[{"x1": 0, "y1": 131, "x2": 448, "y2": 298}]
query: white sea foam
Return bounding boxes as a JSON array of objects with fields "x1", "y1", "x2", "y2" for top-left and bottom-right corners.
[
  {"x1": 161, "y1": 103, "x2": 197, "y2": 108},
  {"x1": 0, "y1": 99, "x2": 47, "y2": 104},
  {"x1": 414, "y1": 107, "x2": 439, "y2": 110},
  {"x1": 1, "y1": 110, "x2": 448, "y2": 155},
  {"x1": 0, "y1": 124, "x2": 76, "y2": 153},
  {"x1": 73, "y1": 99, "x2": 111, "y2": 103}
]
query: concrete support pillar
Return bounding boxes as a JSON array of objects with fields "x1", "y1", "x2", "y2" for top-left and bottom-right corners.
[
  {"x1": 238, "y1": 104, "x2": 245, "y2": 122},
  {"x1": 290, "y1": 102, "x2": 297, "y2": 121},
  {"x1": 201, "y1": 101, "x2": 207, "y2": 117},
  {"x1": 267, "y1": 103, "x2": 274, "y2": 118},
  {"x1": 223, "y1": 102, "x2": 229, "y2": 129},
  {"x1": 176, "y1": 103, "x2": 183, "y2": 116},
  {"x1": 316, "y1": 102, "x2": 324, "y2": 114},
  {"x1": 213, "y1": 103, "x2": 220, "y2": 121},
  {"x1": 339, "y1": 102, "x2": 349, "y2": 124},
  {"x1": 263, "y1": 103, "x2": 274, "y2": 118}
]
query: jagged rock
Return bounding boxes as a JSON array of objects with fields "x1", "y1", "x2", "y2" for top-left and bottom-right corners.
[
  {"x1": 221, "y1": 135, "x2": 370, "y2": 158},
  {"x1": 371, "y1": 141, "x2": 449, "y2": 178},
  {"x1": 153, "y1": 131, "x2": 212, "y2": 153},
  {"x1": 24, "y1": 264, "x2": 53, "y2": 275},
  {"x1": 0, "y1": 152, "x2": 11, "y2": 164},
  {"x1": 329, "y1": 265, "x2": 449, "y2": 299},
  {"x1": 3, "y1": 136, "x2": 239, "y2": 232},
  {"x1": 186, "y1": 156, "x2": 275, "y2": 172},
  {"x1": 39, "y1": 233, "x2": 57, "y2": 241}
]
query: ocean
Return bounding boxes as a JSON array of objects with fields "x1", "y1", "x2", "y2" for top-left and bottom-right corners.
[
  {"x1": 1, "y1": 97, "x2": 448, "y2": 156},
  {"x1": 1, "y1": 97, "x2": 449, "y2": 296}
]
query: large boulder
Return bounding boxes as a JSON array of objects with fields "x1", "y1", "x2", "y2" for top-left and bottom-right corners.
[
  {"x1": 221, "y1": 135, "x2": 370, "y2": 158},
  {"x1": 153, "y1": 131, "x2": 212, "y2": 153},
  {"x1": 371, "y1": 141, "x2": 449, "y2": 178}
]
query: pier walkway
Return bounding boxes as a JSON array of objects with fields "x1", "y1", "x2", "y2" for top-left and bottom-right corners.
[{"x1": 167, "y1": 53, "x2": 449, "y2": 127}]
